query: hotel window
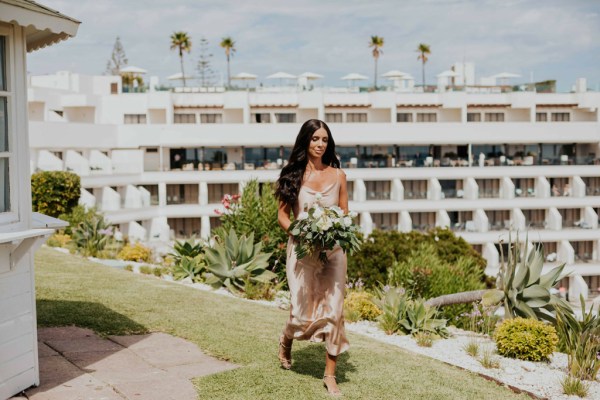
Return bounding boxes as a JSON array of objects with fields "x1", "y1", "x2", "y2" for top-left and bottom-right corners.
[
  {"x1": 346, "y1": 113, "x2": 367, "y2": 123},
  {"x1": 124, "y1": 114, "x2": 147, "y2": 124},
  {"x1": 536, "y1": 112, "x2": 548, "y2": 122},
  {"x1": 484, "y1": 112, "x2": 505, "y2": 122},
  {"x1": 396, "y1": 113, "x2": 412, "y2": 122},
  {"x1": 551, "y1": 112, "x2": 570, "y2": 122},
  {"x1": 416, "y1": 112, "x2": 437, "y2": 122},
  {"x1": 253, "y1": 113, "x2": 271, "y2": 123},
  {"x1": 200, "y1": 113, "x2": 222, "y2": 124},
  {"x1": 0, "y1": 35, "x2": 12, "y2": 215},
  {"x1": 110, "y1": 82, "x2": 118, "y2": 94},
  {"x1": 325, "y1": 113, "x2": 342, "y2": 123},
  {"x1": 275, "y1": 113, "x2": 296, "y2": 123},
  {"x1": 467, "y1": 112, "x2": 481, "y2": 122},
  {"x1": 174, "y1": 113, "x2": 196, "y2": 124}
]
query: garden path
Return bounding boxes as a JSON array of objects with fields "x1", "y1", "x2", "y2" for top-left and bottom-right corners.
[{"x1": 10, "y1": 326, "x2": 237, "y2": 400}]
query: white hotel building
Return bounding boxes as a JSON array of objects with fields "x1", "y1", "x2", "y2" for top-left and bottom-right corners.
[{"x1": 27, "y1": 71, "x2": 600, "y2": 296}]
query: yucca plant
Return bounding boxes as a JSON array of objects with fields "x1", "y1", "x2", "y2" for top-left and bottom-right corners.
[{"x1": 204, "y1": 229, "x2": 276, "y2": 295}]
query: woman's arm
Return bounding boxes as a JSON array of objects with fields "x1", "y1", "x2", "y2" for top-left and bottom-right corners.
[
  {"x1": 338, "y1": 169, "x2": 349, "y2": 213},
  {"x1": 278, "y1": 200, "x2": 293, "y2": 234}
]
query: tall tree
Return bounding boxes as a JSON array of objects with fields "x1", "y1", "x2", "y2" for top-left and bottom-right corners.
[
  {"x1": 170, "y1": 32, "x2": 192, "y2": 87},
  {"x1": 369, "y1": 36, "x2": 384, "y2": 88},
  {"x1": 105, "y1": 36, "x2": 128, "y2": 75},
  {"x1": 196, "y1": 37, "x2": 216, "y2": 88},
  {"x1": 417, "y1": 43, "x2": 431, "y2": 88},
  {"x1": 220, "y1": 36, "x2": 236, "y2": 88}
]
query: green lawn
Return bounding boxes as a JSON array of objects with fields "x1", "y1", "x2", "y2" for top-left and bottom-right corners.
[{"x1": 35, "y1": 247, "x2": 528, "y2": 400}]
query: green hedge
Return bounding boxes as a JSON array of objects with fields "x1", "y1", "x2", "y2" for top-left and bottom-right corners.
[
  {"x1": 347, "y1": 228, "x2": 487, "y2": 289},
  {"x1": 31, "y1": 171, "x2": 81, "y2": 217}
]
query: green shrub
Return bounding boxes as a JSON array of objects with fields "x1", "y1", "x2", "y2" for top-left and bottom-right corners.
[
  {"x1": 31, "y1": 171, "x2": 80, "y2": 217},
  {"x1": 560, "y1": 375, "x2": 590, "y2": 397},
  {"x1": 388, "y1": 242, "x2": 487, "y2": 324},
  {"x1": 118, "y1": 243, "x2": 152, "y2": 262},
  {"x1": 556, "y1": 297, "x2": 600, "y2": 380},
  {"x1": 344, "y1": 291, "x2": 382, "y2": 322},
  {"x1": 399, "y1": 298, "x2": 450, "y2": 338},
  {"x1": 494, "y1": 318, "x2": 558, "y2": 361},
  {"x1": 46, "y1": 233, "x2": 71, "y2": 248},
  {"x1": 139, "y1": 265, "x2": 153, "y2": 275},
  {"x1": 243, "y1": 278, "x2": 282, "y2": 301},
  {"x1": 124, "y1": 264, "x2": 133, "y2": 272},
  {"x1": 71, "y1": 215, "x2": 112, "y2": 257},
  {"x1": 348, "y1": 228, "x2": 486, "y2": 289},
  {"x1": 212, "y1": 180, "x2": 288, "y2": 284},
  {"x1": 373, "y1": 286, "x2": 410, "y2": 334},
  {"x1": 455, "y1": 302, "x2": 501, "y2": 336},
  {"x1": 152, "y1": 267, "x2": 164, "y2": 277},
  {"x1": 58, "y1": 205, "x2": 99, "y2": 235}
]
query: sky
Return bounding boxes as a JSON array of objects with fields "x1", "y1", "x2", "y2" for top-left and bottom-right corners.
[{"x1": 28, "y1": 0, "x2": 600, "y2": 92}]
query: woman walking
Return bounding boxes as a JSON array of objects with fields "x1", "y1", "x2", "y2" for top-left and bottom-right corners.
[{"x1": 275, "y1": 119, "x2": 349, "y2": 396}]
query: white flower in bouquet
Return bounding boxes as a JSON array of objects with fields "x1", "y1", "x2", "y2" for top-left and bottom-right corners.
[
  {"x1": 343, "y1": 216, "x2": 353, "y2": 227},
  {"x1": 349, "y1": 211, "x2": 358, "y2": 218},
  {"x1": 298, "y1": 211, "x2": 309, "y2": 220},
  {"x1": 316, "y1": 216, "x2": 333, "y2": 232},
  {"x1": 315, "y1": 192, "x2": 323, "y2": 201},
  {"x1": 330, "y1": 205, "x2": 344, "y2": 217},
  {"x1": 313, "y1": 206, "x2": 324, "y2": 219}
]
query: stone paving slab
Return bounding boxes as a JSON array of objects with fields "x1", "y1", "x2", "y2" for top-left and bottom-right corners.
[{"x1": 9, "y1": 327, "x2": 238, "y2": 400}]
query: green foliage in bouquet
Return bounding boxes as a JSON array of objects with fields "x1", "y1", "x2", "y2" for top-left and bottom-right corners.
[
  {"x1": 31, "y1": 171, "x2": 80, "y2": 218},
  {"x1": 204, "y1": 229, "x2": 276, "y2": 295},
  {"x1": 289, "y1": 202, "x2": 361, "y2": 264},
  {"x1": 348, "y1": 228, "x2": 486, "y2": 289},
  {"x1": 494, "y1": 317, "x2": 558, "y2": 361},
  {"x1": 213, "y1": 180, "x2": 288, "y2": 282}
]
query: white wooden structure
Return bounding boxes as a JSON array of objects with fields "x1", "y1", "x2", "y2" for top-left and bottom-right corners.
[{"x1": 0, "y1": 1, "x2": 78, "y2": 398}]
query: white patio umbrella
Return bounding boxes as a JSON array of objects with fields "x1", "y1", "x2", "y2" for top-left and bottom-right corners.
[
  {"x1": 382, "y1": 70, "x2": 408, "y2": 79},
  {"x1": 232, "y1": 72, "x2": 258, "y2": 88},
  {"x1": 492, "y1": 72, "x2": 521, "y2": 85},
  {"x1": 436, "y1": 70, "x2": 459, "y2": 78},
  {"x1": 299, "y1": 72, "x2": 324, "y2": 80},
  {"x1": 167, "y1": 72, "x2": 195, "y2": 81},
  {"x1": 267, "y1": 71, "x2": 297, "y2": 86},
  {"x1": 341, "y1": 73, "x2": 368, "y2": 87},
  {"x1": 120, "y1": 65, "x2": 147, "y2": 74}
]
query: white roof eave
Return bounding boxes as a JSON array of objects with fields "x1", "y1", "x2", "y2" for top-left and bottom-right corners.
[{"x1": 0, "y1": 1, "x2": 80, "y2": 52}]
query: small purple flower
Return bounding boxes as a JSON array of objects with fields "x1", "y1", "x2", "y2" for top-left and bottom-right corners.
[
  {"x1": 383, "y1": 285, "x2": 390, "y2": 293},
  {"x1": 98, "y1": 228, "x2": 113, "y2": 236}
]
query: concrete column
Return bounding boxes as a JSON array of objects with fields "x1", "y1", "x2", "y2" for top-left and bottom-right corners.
[
  {"x1": 199, "y1": 182, "x2": 208, "y2": 206},
  {"x1": 101, "y1": 186, "x2": 121, "y2": 211},
  {"x1": 149, "y1": 217, "x2": 170, "y2": 241},
  {"x1": 474, "y1": 209, "x2": 489, "y2": 232},
  {"x1": 360, "y1": 212, "x2": 373, "y2": 236},
  {"x1": 122, "y1": 185, "x2": 142, "y2": 209},
  {"x1": 399, "y1": 211, "x2": 412, "y2": 233},
  {"x1": 138, "y1": 186, "x2": 151, "y2": 207},
  {"x1": 463, "y1": 177, "x2": 479, "y2": 200},
  {"x1": 435, "y1": 210, "x2": 451, "y2": 228},
  {"x1": 511, "y1": 208, "x2": 526, "y2": 231},
  {"x1": 353, "y1": 179, "x2": 367, "y2": 202},
  {"x1": 158, "y1": 182, "x2": 167, "y2": 207},
  {"x1": 126, "y1": 221, "x2": 147, "y2": 242},
  {"x1": 572, "y1": 176, "x2": 586, "y2": 198},
  {"x1": 583, "y1": 206, "x2": 598, "y2": 229},
  {"x1": 546, "y1": 207, "x2": 562, "y2": 230},
  {"x1": 569, "y1": 274, "x2": 588, "y2": 303},
  {"x1": 535, "y1": 176, "x2": 550, "y2": 198},
  {"x1": 482, "y1": 242, "x2": 500, "y2": 277},
  {"x1": 427, "y1": 178, "x2": 442, "y2": 200},
  {"x1": 391, "y1": 178, "x2": 404, "y2": 201},
  {"x1": 499, "y1": 177, "x2": 515, "y2": 199},
  {"x1": 200, "y1": 215, "x2": 211, "y2": 240},
  {"x1": 79, "y1": 188, "x2": 96, "y2": 209},
  {"x1": 558, "y1": 240, "x2": 575, "y2": 264}
]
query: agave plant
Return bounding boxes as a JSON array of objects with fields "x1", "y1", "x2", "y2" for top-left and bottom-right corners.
[
  {"x1": 172, "y1": 256, "x2": 205, "y2": 282},
  {"x1": 399, "y1": 299, "x2": 450, "y2": 338},
  {"x1": 171, "y1": 238, "x2": 205, "y2": 265},
  {"x1": 489, "y1": 236, "x2": 572, "y2": 323},
  {"x1": 204, "y1": 229, "x2": 276, "y2": 294}
]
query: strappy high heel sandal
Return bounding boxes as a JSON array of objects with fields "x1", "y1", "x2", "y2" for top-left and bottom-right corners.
[
  {"x1": 278, "y1": 334, "x2": 292, "y2": 370},
  {"x1": 323, "y1": 374, "x2": 342, "y2": 397}
]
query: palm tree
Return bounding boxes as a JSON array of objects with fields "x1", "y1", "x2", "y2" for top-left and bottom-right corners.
[
  {"x1": 220, "y1": 37, "x2": 236, "y2": 88},
  {"x1": 417, "y1": 43, "x2": 431, "y2": 88},
  {"x1": 170, "y1": 32, "x2": 192, "y2": 87},
  {"x1": 369, "y1": 36, "x2": 384, "y2": 88}
]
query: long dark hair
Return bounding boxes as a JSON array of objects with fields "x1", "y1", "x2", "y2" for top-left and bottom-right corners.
[{"x1": 275, "y1": 119, "x2": 340, "y2": 205}]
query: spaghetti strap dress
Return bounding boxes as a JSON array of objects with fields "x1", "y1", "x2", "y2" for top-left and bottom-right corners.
[{"x1": 282, "y1": 169, "x2": 350, "y2": 356}]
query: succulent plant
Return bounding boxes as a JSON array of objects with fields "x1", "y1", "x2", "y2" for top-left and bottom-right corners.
[
  {"x1": 399, "y1": 298, "x2": 450, "y2": 338},
  {"x1": 489, "y1": 234, "x2": 572, "y2": 323},
  {"x1": 204, "y1": 229, "x2": 276, "y2": 294}
]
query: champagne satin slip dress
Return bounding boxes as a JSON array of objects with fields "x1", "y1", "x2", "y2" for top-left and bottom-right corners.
[{"x1": 283, "y1": 169, "x2": 350, "y2": 356}]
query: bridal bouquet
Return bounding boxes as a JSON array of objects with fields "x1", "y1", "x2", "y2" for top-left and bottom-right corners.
[{"x1": 289, "y1": 196, "x2": 361, "y2": 264}]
